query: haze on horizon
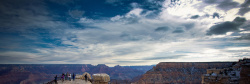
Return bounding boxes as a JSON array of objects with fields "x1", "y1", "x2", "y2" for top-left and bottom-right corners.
[{"x1": 0, "y1": 0, "x2": 250, "y2": 66}]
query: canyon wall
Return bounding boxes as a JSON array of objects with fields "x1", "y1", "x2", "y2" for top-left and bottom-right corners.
[{"x1": 133, "y1": 62, "x2": 233, "y2": 84}]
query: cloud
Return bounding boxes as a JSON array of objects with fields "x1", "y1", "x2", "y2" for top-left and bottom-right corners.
[
  {"x1": 234, "y1": 17, "x2": 247, "y2": 23},
  {"x1": 173, "y1": 26, "x2": 185, "y2": 33},
  {"x1": 68, "y1": 10, "x2": 85, "y2": 19},
  {"x1": 190, "y1": 15, "x2": 199, "y2": 19},
  {"x1": 1, "y1": 0, "x2": 250, "y2": 66},
  {"x1": 216, "y1": 0, "x2": 239, "y2": 11},
  {"x1": 116, "y1": 60, "x2": 145, "y2": 63},
  {"x1": 0, "y1": 51, "x2": 41, "y2": 64},
  {"x1": 203, "y1": 0, "x2": 217, "y2": 4},
  {"x1": 78, "y1": 17, "x2": 95, "y2": 24},
  {"x1": 155, "y1": 26, "x2": 170, "y2": 32},
  {"x1": 213, "y1": 12, "x2": 220, "y2": 19},
  {"x1": 238, "y1": 0, "x2": 250, "y2": 15},
  {"x1": 0, "y1": 0, "x2": 49, "y2": 30},
  {"x1": 182, "y1": 23, "x2": 195, "y2": 30},
  {"x1": 203, "y1": 0, "x2": 239, "y2": 11},
  {"x1": 207, "y1": 17, "x2": 246, "y2": 35},
  {"x1": 142, "y1": 55, "x2": 185, "y2": 60},
  {"x1": 238, "y1": 8, "x2": 250, "y2": 16},
  {"x1": 236, "y1": 34, "x2": 250, "y2": 40}
]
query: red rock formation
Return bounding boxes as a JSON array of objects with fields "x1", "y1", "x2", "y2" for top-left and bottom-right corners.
[
  {"x1": 133, "y1": 62, "x2": 232, "y2": 84},
  {"x1": 239, "y1": 62, "x2": 250, "y2": 83}
]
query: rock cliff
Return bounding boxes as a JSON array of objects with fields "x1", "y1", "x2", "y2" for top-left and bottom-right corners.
[{"x1": 133, "y1": 62, "x2": 233, "y2": 84}]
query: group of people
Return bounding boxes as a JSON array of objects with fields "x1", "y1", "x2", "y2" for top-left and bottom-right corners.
[
  {"x1": 54, "y1": 72, "x2": 76, "y2": 83},
  {"x1": 61, "y1": 72, "x2": 75, "y2": 81}
]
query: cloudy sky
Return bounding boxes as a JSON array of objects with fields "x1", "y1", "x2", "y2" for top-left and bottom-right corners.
[{"x1": 0, "y1": 0, "x2": 250, "y2": 66}]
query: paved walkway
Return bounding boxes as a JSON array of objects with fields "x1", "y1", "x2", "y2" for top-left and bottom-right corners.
[{"x1": 53, "y1": 79, "x2": 92, "y2": 84}]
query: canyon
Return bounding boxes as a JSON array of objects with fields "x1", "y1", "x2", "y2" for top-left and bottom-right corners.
[{"x1": 0, "y1": 62, "x2": 239, "y2": 84}]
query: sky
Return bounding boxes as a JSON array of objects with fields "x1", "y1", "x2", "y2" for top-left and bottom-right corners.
[{"x1": 0, "y1": 0, "x2": 250, "y2": 66}]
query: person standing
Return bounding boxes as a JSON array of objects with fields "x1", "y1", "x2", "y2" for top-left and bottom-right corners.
[
  {"x1": 61, "y1": 73, "x2": 64, "y2": 82},
  {"x1": 69, "y1": 74, "x2": 71, "y2": 81},
  {"x1": 73, "y1": 73, "x2": 75, "y2": 81},
  {"x1": 84, "y1": 74, "x2": 87, "y2": 82},
  {"x1": 54, "y1": 75, "x2": 57, "y2": 84},
  {"x1": 65, "y1": 72, "x2": 68, "y2": 80}
]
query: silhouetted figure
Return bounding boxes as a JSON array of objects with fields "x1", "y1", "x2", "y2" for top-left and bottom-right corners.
[
  {"x1": 61, "y1": 73, "x2": 65, "y2": 82},
  {"x1": 73, "y1": 73, "x2": 75, "y2": 81},
  {"x1": 85, "y1": 74, "x2": 88, "y2": 81},
  {"x1": 65, "y1": 73, "x2": 66, "y2": 80},
  {"x1": 66, "y1": 72, "x2": 68, "y2": 80},
  {"x1": 54, "y1": 75, "x2": 57, "y2": 84}
]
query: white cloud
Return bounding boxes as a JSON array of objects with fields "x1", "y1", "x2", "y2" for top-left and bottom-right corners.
[
  {"x1": 125, "y1": 8, "x2": 143, "y2": 17},
  {"x1": 78, "y1": 17, "x2": 94, "y2": 23},
  {"x1": 162, "y1": 0, "x2": 202, "y2": 18},
  {"x1": 224, "y1": 8, "x2": 241, "y2": 21},
  {"x1": 243, "y1": 12, "x2": 250, "y2": 20},
  {"x1": 110, "y1": 15, "x2": 123, "y2": 21},
  {"x1": 233, "y1": 0, "x2": 245, "y2": 4}
]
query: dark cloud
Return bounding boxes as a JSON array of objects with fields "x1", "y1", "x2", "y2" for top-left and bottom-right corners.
[
  {"x1": 172, "y1": 27, "x2": 185, "y2": 33},
  {"x1": 0, "y1": 54, "x2": 36, "y2": 64},
  {"x1": 213, "y1": 13, "x2": 220, "y2": 19},
  {"x1": 172, "y1": 30, "x2": 184, "y2": 33},
  {"x1": 241, "y1": 0, "x2": 250, "y2": 7},
  {"x1": 203, "y1": 0, "x2": 239, "y2": 11},
  {"x1": 238, "y1": 0, "x2": 250, "y2": 15},
  {"x1": 182, "y1": 23, "x2": 195, "y2": 30},
  {"x1": 0, "y1": 56, "x2": 23, "y2": 64},
  {"x1": 207, "y1": 17, "x2": 246, "y2": 35},
  {"x1": 217, "y1": 0, "x2": 239, "y2": 11},
  {"x1": 238, "y1": 8, "x2": 250, "y2": 16},
  {"x1": 241, "y1": 24, "x2": 250, "y2": 30},
  {"x1": 155, "y1": 26, "x2": 170, "y2": 32},
  {"x1": 235, "y1": 34, "x2": 250, "y2": 40},
  {"x1": 119, "y1": 33, "x2": 142, "y2": 41},
  {"x1": 203, "y1": 0, "x2": 217, "y2": 4},
  {"x1": 190, "y1": 15, "x2": 199, "y2": 19},
  {"x1": 0, "y1": 0, "x2": 49, "y2": 30},
  {"x1": 233, "y1": 17, "x2": 247, "y2": 23}
]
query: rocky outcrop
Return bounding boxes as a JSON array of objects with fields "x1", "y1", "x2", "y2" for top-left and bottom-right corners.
[
  {"x1": 238, "y1": 58, "x2": 250, "y2": 83},
  {"x1": 133, "y1": 62, "x2": 233, "y2": 84},
  {"x1": 201, "y1": 58, "x2": 250, "y2": 84},
  {"x1": 240, "y1": 64, "x2": 250, "y2": 83}
]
